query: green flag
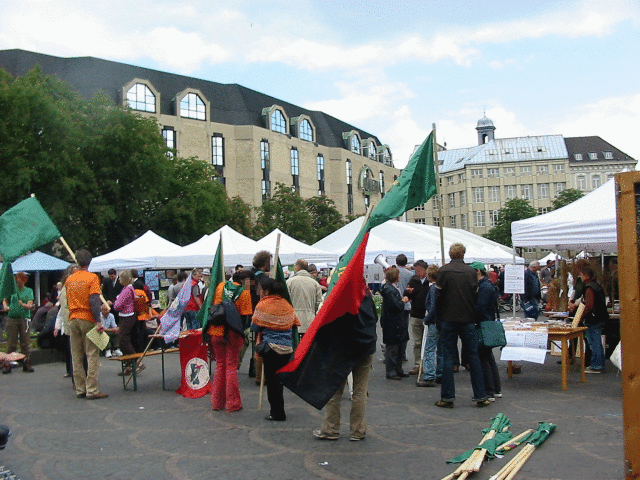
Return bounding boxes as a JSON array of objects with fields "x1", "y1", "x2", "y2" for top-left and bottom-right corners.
[
  {"x1": 0, "y1": 197, "x2": 61, "y2": 263},
  {"x1": 0, "y1": 262, "x2": 16, "y2": 303},
  {"x1": 195, "y1": 236, "x2": 225, "y2": 327},
  {"x1": 274, "y1": 258, "x2": 292, "y2": 305},
  {"x1": 326, "y1": 130, "x2": 438, "y2": 293},
  {"x1": 366, "y1": 131, "x2": 437, "y2": 230}
]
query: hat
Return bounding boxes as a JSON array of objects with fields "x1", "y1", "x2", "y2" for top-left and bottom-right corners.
[
  {"x1": 202, "y1": 269, "x2": 211, "y2": 275},
  {"x1": 469, "y1": 261, "x2": 486, "y2": 272}
]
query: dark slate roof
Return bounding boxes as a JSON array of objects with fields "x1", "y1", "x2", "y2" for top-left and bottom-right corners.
[
  {"x1": 564, "y1": 136, "x2": 635, "y2": 164},
  {"x1": 0, "y1": 49, "x2": 383, "y2": 151}
]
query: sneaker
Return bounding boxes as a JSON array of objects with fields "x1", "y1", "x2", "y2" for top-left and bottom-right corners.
[
  {"x1": 494, "y1": 392, "x2": 502, "y2": 398},
  {"x1": 349, "y1": 435, "x2": 366, "y2": 441},
  {"x1": 434, "y1": 400, "x2": 454, "y2": 408},
  {"x1": 408, "y1": 366, "x2": 420, "y2": 375},
  {"x1": 488, "y1": 396, "x2": 496, "y2": 402},
  {"x1": 477, "y1": 399, "x2": 491, "y2": 408},
  {"x1": 105, "y1": 349, "x2": 112, "y2": 358},
  {"x1": 113, "y1": 349, "x2": 123, "y2": 357},
  {"x1": 416, "y1": 380, "x2": 436, "y2": 387},
  {"x1": 313, "y1": 430, "x2": 339, "y2": 440},
  {"x1": 585, "y1": 368, "x2": 603, "y2": 374}
]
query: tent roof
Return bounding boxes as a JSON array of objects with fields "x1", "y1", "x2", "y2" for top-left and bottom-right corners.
[
  {"x1": 89, "y1": 231, "x2": 180, "y2": 272},
  {"x1": 153, "y1": 225, "x2": 262, "y2": 269},
  {"x1": 257, "y1": 229, "x2": 339, "y2": 265},
  {"x1": 1, "y1": 251, "x2": 70, "y2": 272},
  {"x1": 313, "y1": 218, "x2": 523, "y2": 265},
  {"x1": 511, "y1": 179, "x2": 617, "y2": 252}
]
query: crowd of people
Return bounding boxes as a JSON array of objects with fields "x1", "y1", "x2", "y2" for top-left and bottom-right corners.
[{"x1": 1, "y1": 242, "x2": 614, "y2": 440}]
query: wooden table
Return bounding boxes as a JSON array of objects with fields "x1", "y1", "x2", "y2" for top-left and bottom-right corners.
[{"x1": 507, "y1": 326, "x2": 587, "y2": 391}]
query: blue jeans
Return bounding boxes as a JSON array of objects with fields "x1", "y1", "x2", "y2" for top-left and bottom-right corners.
[
  {"x1": 182, "y1": 310, "x2": 200, "y2": 330},
  {"x1": 422, "y1": 324, "x2": 442, "y2": 381},
  {"x1": 440, "y1": 322, "x2": 486, "y2": 402},
  {"x1": 585, "y1": 323, "x2": 605, "y2": 370}
]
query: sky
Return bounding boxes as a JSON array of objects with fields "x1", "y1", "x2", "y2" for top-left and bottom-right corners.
[{"x1": 1, "y1": 0, "x2": 639, "y2": 169}]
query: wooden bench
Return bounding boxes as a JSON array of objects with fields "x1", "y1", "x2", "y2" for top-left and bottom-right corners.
[{"x1": 109, "y1": 347, "x2": 179, "y2": 391}]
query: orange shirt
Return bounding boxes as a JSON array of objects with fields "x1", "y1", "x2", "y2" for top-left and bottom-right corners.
[
  {"x1": 66, "y1": 269, "x2": 101, "y2": 322},
  {"x1": 207, "y1": 282, "x2": 252, "y2": 337}
]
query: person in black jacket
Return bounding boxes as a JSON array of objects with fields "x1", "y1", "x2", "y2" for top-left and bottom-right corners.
[
  {"x1": 380, "y1": 267, "x2": 409, "y2": 380},
  {"x1": 577, "y1": 263, "x2": 609, "y2": 373},
  {"x1": 471, "y1": 262, "x2": 502, "y2": 401},
  {"x1": 404, "y1": 260, "x2": 430, "y2": 375}
]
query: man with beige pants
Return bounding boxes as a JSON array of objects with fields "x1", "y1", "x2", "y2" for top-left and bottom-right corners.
[{"x1": 66, "y1": 249, "x2": 108, "y2": 400}]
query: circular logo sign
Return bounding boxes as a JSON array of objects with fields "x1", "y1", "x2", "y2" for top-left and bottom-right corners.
[{"x1": 184, "y1": 357, "x2": 210, "y2": 390}]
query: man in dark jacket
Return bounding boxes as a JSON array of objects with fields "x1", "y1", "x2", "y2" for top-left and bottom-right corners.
[
  {"x1": 404, "y1": 260, "x2": 430, "y2": 375},
  {"x1": 434, "y1": 243, "x2": 489, "y2": 408},
  {"x1": 102, "y1": 269, "x2": 123, "y2": 324},
  {"x1": 522, "y1": 261, "x2": 541, "y2": 319}
]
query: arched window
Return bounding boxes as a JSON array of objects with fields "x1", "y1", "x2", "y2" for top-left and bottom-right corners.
[
  {"x1": 351, "y1": 135, "x2": 361, "y2": 154},
  {"x1": 383, "y1": 147, "x2": 392, "y2": 166},
  {"x1": 271, "y1": 110, "x2": 286, "y2": 133},
  {"x1": 127, "y1": 83, "x2": 155, "y2": 112},
  {"x1": 368, "y1": 141, "x2": 377, "y2": 160},
  {"x1": 299, "y1": 119, "x2": 313, "y2": 141},
  {"x1": 180, "y1": 93, "x2": 205, "y2": 120}
]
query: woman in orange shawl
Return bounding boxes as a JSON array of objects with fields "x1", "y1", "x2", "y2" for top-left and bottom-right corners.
[{"x1": 251, "y1": 277, "x2": 300, "y2": 421}]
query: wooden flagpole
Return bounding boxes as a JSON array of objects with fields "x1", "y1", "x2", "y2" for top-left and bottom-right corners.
[{"x1": 432, "y1": 124, "x2": 445, "y2": 266}]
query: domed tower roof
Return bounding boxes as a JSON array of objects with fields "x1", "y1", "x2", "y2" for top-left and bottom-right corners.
[{"x1": 476, "y1": 114, "x2": 496, "y2": 145}]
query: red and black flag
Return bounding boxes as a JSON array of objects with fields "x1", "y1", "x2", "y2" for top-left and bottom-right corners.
[{"x1": 277, "y1": 231, "x2": 377, "y2": 410}]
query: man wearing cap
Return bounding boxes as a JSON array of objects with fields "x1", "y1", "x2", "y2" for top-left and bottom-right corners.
[
  {"x1": 2, "y1": 272, "x2": 35, "y2": 373},
  {"x1": 434, "y1": 243, "x2": 489, "y2": 408},
  {"x1": 404, "y1": 260, "x2": 430, "y2": 376}
]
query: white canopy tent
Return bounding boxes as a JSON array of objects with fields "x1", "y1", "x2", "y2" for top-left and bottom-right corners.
[
  {"x1": 511, "y1": 179, "x2": 617, "y2": 253},
  {"x1": 153, "y1": 225, "x2": 262, "y2": 269},
  {"x1": 258, "y1": 229, "x2": 339, "y2": 265},
  {"x1": 313, "y1": 217, "x2": 523, "y2": 266},
  {"x1": 89, "y1": 231, "x2": 180, "y2": 272}
]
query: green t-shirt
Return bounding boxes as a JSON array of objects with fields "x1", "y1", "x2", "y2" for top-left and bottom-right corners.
[{"x1": 8, "y1": 286, "x2": 34, "y2": 319}]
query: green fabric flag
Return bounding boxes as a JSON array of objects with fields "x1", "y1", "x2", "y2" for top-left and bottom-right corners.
[
  {"x1": 0, "y1": 197, "x2": 61, "y2": 263},
  {"x1": 366, "y1": 131, "x2": 437, "y2": 231},
  {"x1": 326, "y1": 131, "x2": 437, "y2": 294},
  {"x1": 195, "y1": 236, "x2": 225, "y2": 327},
  {"x1": 0, "y1": 262, "x2": 16, "y2": 303},
  {"x1": 447, "y1": 432, "x2": 512, "y2": 464},
  {"x1": 526, "y1": 422, "x2": 556, "y2": 447}
]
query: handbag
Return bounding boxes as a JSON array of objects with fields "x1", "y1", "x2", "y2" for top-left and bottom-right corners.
[
  {"x1": 478, "y1": 320, "x2": 507, "y2": 348},
  {"x1": 521, "y1": 299, "x2": 540, "y2": 319}
]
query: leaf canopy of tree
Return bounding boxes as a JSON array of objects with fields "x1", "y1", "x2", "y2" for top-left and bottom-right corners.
[
  {"x1": 483, "y1": 197, "x2": 537, "y2": 247},
  {"x1": 551, "y1": 188, "x2": 584, "y2": 210}
]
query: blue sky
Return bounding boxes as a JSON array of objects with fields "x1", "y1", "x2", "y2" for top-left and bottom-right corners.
[{"x1": 1, "y1": 0, "x2": 638, "y2": 168}]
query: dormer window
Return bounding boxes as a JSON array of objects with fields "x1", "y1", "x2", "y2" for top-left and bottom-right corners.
[
  {"x1": 343, "y1": 131, "x2": 361, "y2": 155},
  {"x1": 180, "y1": 93, "x2": 205, "y2": 120},
  {"x1": 604, "y1": 151, "x2": 613, "y2": 160},
  {"x1": 127, "y1": 83, "x2": 156, "y2": 113},
  {"x1": 366, "y1": 140, "x2": 377, "y2": 160},
  {"x1": 271, "y1": 110, "x2": 286, "y2": 133},
  {"x1": 299, "y1": 119, "x2": 313, "y2": 141},
  {"x1": 382, "y1": 146, "x2": 392, "y2": 166},
  {"x1": 574, "y1": 153, "x2": 583, "y2": 161},
  {"x1": 589, "y1": 152, "x2": 598, "y2": 160},
  {"x1": 351, "y1": 135, "x2": 361, "y2": 154}
]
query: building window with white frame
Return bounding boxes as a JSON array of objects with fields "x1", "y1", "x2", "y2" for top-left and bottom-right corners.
[
  {"x1": 504, "y1": 166, "x2": 515, "y2": 176},
  {"x1": 574, "y1": 153, "x2": 583, "y2": 161},
  {"x1": 180, "y1": 92, "x2": 205, "y2": 120},
  {"x1": 473, "y1": 187, "x2": 484, "y2": 203},
  {"x1": 261, "y1": 139, "x2": 270, "y2": 201},
  {"x1": 271, "y1": 109, "x2": 286, "y2": 133},
  {"x1": 379, "y1": 171, "x2": 385, "y2": 196},
  {"x1": 471, "y1": 168, "x2": 483, "y2": 179},
  {"x1": 458, "y1": 173, "x2": 466, "y2": 182},
  {"x1": 368, "y1": 141, "x2": 377, "y2": 160},
  {"x1": 127, "y1": 83, "x2": 156, "y2": 112},
  {"x1": 589, "y1": 152, "x2": 598, "y2": 160},
  {"x1": 211, "y1": 134, "x2": 224, "y2": 167},
  {"x1": 521, "y1": 184, "x2": 533, "y2": 200},
  {"x1": 460, "y1": 190, "x2": 467, "y2": 206},
  {"x1": 461, "y1": 213, "x2": 468, "y2": 230},
  {"x1": 162, "y1": 128, "x2": 175, "y2": 157},
  {"x1": 487, "y1": 167, "x2": 499, "y2": 178},
  {"x1": 351, "y1": 135, "x2": 361, "y2": 155},
  {"x1": 553, "y1": 164, "x2": 565, "y2": 174},
  {"x1": 537, "y1": 207, "x2": 549, "y2": 215},
  {"x1": 290, "y1": 148, "x2": 299, "y2": 192},
  {"x1": 317, "y1": 154, "x2": 325, "y2": 195},
  {"x1": 433, "y1": 217, "x2": 441, "y2": 227},
  {"x1": 506, "y1": 184, "x2": 517, "y2": 200},
  {"x1": 414, "y1": 218, "x2": 425, "y2": 224},
  {"x1": 488, "y1": 186, "x2": 500, "y2": 203},
  {"x1": 447, "y1": 176, "x2": 454, "y2": 186},
  {"x1": 536, "y1": 165, "x2": 549, "y2": 175},
  {"x1": 474, "y1": 211, "x2": 485, "y2": 227},
  {"x1": 537, "y1": 183, "x2": 550, "y2": 199},
  {"x1": 450, "y1": 215, "x2": 457, "y2": 228},
  {"x1": 576, "y1": 175, "x2": 586, "y2": 190},
  {"x1": 299, "y1": 119, "x2": 313, "y2": 141},
  {"x1": 604, "y1": 151, "x2": 613, "y2": 160},
  {"x1": 520, "y1": 166, "x2": 532, "y2": 175},
  {"x1": 592, "y1": 174, "x2": 601, "y2": 189},
  {"x1": 554, "y1": 182, "x2": 566, "y2": 196},
  {"x1": 490, "y1": 210, "x2": 499, "y2": 226},
  {"x1": 432, "y1": 195, "x2": 440, "y2": 209},
  {"x1": 449, "y1": 192, "x2": 456, "y2": 208},
  {"x1": 414, "y1": 203, "x2": 425, "y2": 211}
]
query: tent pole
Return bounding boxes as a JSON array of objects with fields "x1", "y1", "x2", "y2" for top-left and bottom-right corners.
[
  {"x1": 512, "y1": 246, "x2": 517, "y2": 315},
  {"x1": 432, "y1": 123, "x2": 445, "y2": 266}
]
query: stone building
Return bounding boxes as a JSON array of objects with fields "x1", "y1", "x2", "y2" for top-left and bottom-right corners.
[
  {"x1": 407, "y1": 116, "x2": 636, "y2": 237},
  {"x1": 0, "y1": 49, "x2": 400, "y2": 218}
]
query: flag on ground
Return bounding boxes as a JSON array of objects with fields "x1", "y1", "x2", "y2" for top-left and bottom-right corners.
[
  {"x1": 0, "y1": 197, "x2": 61, "y2": 263},
  {"x1": 159, "y1": 274, "x2": 192, "y2": 344},
  {"x1": 175, "y1": 331, "x2": 212, "y2": 399},
  {"x1": 195, "y1": 237, "x2": 224, "y2": 327},
  {"x1": 278, "y1": 231, "x2": 376, "y2": 409},
  {"x1": 0, "y1": 263, "x2": 16, "y2": 302}
]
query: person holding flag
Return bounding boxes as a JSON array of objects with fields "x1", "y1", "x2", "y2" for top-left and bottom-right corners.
[{"x1": 2, "y1": 272, "x2": 35, "y2": 373}]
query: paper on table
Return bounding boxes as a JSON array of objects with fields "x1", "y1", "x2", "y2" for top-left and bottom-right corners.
[
  {"x1": 505, "y1": 330, "x2": 548, "y2": 349},
  {"x1": 501, "y1": 346, "x2": 547, "y2": 364},
  {"x1": 86, "y1": 326, "x2": 110, "y2": 351}
]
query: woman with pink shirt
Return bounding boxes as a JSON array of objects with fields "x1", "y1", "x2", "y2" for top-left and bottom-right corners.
[{"x1": 113, "y1": 270, "x2": 137, "y2": 375}]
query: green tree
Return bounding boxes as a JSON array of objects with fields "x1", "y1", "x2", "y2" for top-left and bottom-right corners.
[
  {"x1": 255, "y1": 183, "x2": 313, "y2": 242},
  {"x1": 305, "y1": 195, "x2": 345, "y2": 243},
  {"x1": 552, "y1": 188, "x2": 584, "y2": 210},
  {"x1": 227, "y1": 195, "x2": 254, "y2": 238},
  {"x1": 484, "y1": 198, "x2": 537, "y2": 247}
]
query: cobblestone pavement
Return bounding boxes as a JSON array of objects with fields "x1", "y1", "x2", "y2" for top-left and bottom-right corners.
[{"x1": 0, "y1": 348, "x2": 623, "y2": 480}]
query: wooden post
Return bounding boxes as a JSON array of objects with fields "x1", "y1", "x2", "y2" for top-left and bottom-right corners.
[
  {"x1": 432, "y1": 124, "x2": 446, "y2": 266},
  {"x1": 615, "y1": 171, "x2": 640, "y2": 479}
]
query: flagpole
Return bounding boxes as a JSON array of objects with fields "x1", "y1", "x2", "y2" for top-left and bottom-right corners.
[{"x1": 432, "y1": 123, "x2": 446, "y2": 265}]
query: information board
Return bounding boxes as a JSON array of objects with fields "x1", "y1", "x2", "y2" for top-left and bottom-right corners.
[{"x1": 504, "y1": 264, "x2": 524, "y2": 294}]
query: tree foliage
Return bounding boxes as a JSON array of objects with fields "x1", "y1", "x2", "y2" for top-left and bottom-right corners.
[
  {"x1": 0, "y1": 67, "x2": 231, "y2": 255},
  {"x1": 552, "y1": 188, "x2": 584, "y2": 210},
  {"x1": 227, "y1": 195, "x2": 254, "y2": 238},
  {"x1": 483, "y1": 198, "x2": 537, "y2": 247},
  {"x1": 305, "y1": 195, "x2": 346, "y2": 243}
]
